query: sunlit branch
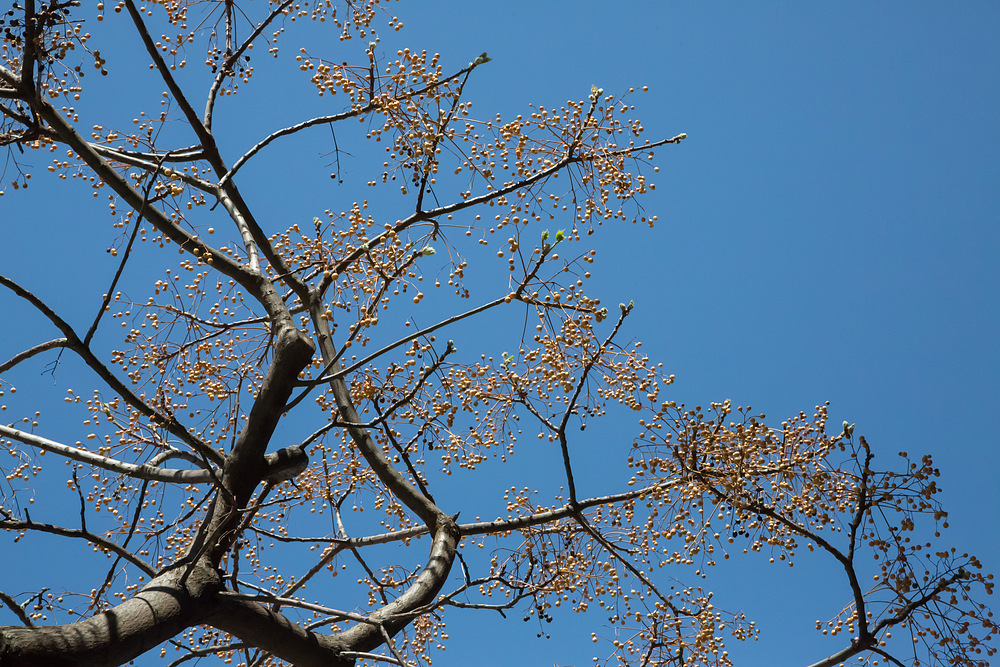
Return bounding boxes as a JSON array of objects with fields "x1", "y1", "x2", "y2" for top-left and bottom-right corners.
[
  {"x1": 296, "y1": 477, "x2": 688, "y2": 585},
  {"x1": 87, "y1": 143, "x2": 215, "y2": 192},
  {"x1": 0, "y1": 338, "x2": 66, "y2": 374},
  {"x1": 90, "y1": 143, "x2": 205, "y2": 163},
  {"x1": 218, "y1": 591, "x2": 374, "y2": 625},
  {"x1": 0, "y1": 424, "x2": 216, "y2": 484},
  {"x1": 0, "y1": 62, "x2": 21, "y2": 86},
  {"x1": 215, "y1": 187, "x2": 262, "y2": 273}
]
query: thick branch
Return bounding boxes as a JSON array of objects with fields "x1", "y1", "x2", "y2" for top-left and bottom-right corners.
[
  {"x1": 332, "y1": 514, "x2": 460, "y2": 651},
  {"x1": 309, "y1": 300, "x2": 440, "y2": 528},
  {"x1": 25, "y1": 98, "x2": 254, "y2": 289},
  {"x1": 205, "y1": 594, "x2": 351, "y2": 667},
  {"x1": 198, "y1": 325, "x2": 314, "y2": 563},
  {"x1": 0, "y1": 563, "x2": 220, "y2": 667}
]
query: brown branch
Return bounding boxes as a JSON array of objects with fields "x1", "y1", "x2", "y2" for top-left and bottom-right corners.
[
  {"x1": 0, "y1": 338, "x2": 66, "y2": 374},
  {"x1": 0, "y1": 591, "x2": 33, "y2": 628},
  {"x1": 218, "y1": 57, "x2": 489, "y2": 189},
  {"x1": 0, "y1": 274, "x2": 224, "y2": 466},
  {"x1": 205, "y1": 592, "x2": 352, "y2": 667},
  {"x1": 84, "y1": 153, "x2": 165, "y2": 346},
  {"x1": 26, "y1": 97, "x2": 255, "y2": 290},
  {"x1": 0, "y1": 514, "x2": 154, "y2": 576},
  {"x1": 123, "y1": 0, "x2": 311, "y2": 307},
  {"x1": 19, "y1": 0, "x2": 37, "y2": 96},
  {"x1": 204, "y1": 1, "x2": 294, "y2": 130},
  {"x1": 557, "y1": 300, "x2": 632, "y2": 504}
]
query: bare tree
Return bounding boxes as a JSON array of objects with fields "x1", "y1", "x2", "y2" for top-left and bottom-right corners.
[{"x1": 0, "y1": 2, "x2": 994, "y2": 666}]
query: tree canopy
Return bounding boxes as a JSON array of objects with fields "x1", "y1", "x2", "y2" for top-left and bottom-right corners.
[{"x1": 0, "y1": 2, "x2": 995, "y2": 666}]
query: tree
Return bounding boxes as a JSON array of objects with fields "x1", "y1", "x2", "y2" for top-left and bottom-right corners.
[{"x1": 0, "y1": 2, "x2": 994, "y2": 666}]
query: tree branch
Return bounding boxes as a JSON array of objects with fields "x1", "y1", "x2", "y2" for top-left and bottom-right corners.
[
  {"x1": 0, "y1": 424, "x2": 216, "y2": 485},
  {"x1": 0, "y1": 274, "x2": 225, "y2": 466}
]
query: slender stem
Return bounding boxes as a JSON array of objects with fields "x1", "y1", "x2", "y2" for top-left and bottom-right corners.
[{"x1": 205, "y1": 1, "x2": 294, "y2": 130}]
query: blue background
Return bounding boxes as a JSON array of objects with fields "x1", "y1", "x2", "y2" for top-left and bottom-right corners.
[{"x1": 0, "y1": 2, "x2": 996, "y2": 665}]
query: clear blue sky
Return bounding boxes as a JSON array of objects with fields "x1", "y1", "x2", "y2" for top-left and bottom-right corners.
[{"x1": 1, "y1": 2, "x2": 997, "y2": 665}]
